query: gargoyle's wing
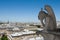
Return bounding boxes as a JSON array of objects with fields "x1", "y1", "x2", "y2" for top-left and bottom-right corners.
[{"x1": 45, "y1": 5, "x2": 57, "y2": 29}]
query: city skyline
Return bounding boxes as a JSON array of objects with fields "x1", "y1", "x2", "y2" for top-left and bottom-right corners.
[{"x1": 0, "y1": 0, "x2": 60, "y2": 22}]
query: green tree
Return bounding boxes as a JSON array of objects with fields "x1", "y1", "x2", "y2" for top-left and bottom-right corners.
[{"x1": 1, "y1": 34, "x2": 8, "y2": 40}]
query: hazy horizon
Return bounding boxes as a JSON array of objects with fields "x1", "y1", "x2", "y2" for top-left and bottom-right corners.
[{"x1": 0, "y1": 0, "x2": 60, "y2": 22}]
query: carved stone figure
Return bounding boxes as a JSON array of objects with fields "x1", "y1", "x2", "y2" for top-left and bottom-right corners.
[
  {"x1": 37, "y1": 5, "x2": 60, "y2": 40},
  {"x1": 38, "y1": 5, "x2": 57, "y2": 31},
  {"x1": 38, "y1": 8, "x2": 48, "y2": 27}
]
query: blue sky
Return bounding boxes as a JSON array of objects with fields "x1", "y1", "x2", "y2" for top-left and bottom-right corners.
[{"x1": 0, "y1": 0, "x2": 60, "y2": 22}]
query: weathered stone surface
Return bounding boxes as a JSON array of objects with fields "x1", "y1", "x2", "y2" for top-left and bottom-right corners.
[
  {"x1": 45, "y1": 5, "x2": 57, "y2": 31},
  {"x1": 38, "y1": 5, "x2": 60, "y2": 40},
  {"x1": 38, "y1": 8, "x2": 48, "y2": 27},
  {"x1": 38, "y1": 5, "x2": 57, "y2": 31},
  {"x1": 36, "y1": 30, "x2": 60, "y2": 40}
]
